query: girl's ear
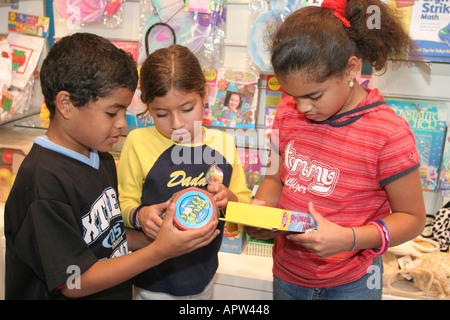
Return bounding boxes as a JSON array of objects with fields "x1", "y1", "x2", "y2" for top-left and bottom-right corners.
[
  {"x1": 55, "y1": 91, "x2": 72, "y2": 119},
  {"x1": 346, "y1": 55, "x2": 361, "y2": 79}
]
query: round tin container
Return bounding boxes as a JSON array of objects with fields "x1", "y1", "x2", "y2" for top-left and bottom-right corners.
[{"x1": 171, "y1": 187, "x2": 217, "y2": 230}]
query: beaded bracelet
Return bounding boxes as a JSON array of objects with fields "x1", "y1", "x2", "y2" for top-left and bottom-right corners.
[
  {"x1": 132, "y1": 205, "x2": 145, "y2": 229},
  {"x1": 368, "y1": 220, "x2": 390, "y2": 255}
]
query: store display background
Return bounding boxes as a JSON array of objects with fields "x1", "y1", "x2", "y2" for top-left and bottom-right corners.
[{"x1": 1, "y1": 0, "x2": 449, "y2": 300}]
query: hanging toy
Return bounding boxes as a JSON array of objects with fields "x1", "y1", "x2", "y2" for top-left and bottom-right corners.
[
  {"x1": 205, "y1": 162, "x2": 223, "y2": 185},
  {"x1": 247, "y1": 0, "x2": 302, "y2": 73},
  {"x1": 54, "y1": 0, "x2": 122, "y2": 24},
  {"x1": 140, "y1": 0, "x2": 210, "y2": 63}
]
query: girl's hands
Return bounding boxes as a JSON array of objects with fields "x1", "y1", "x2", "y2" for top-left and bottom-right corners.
[
  {"x1": 137, "y1": 183, "x2": 234, "y2": 241},
  {"x1": 207, "y1": 183, "x2": 237, "y2": 210},
  {"x1": 137, "y1": 201, "x2": 168, "y2": 240},
  {"x1": 152, "y1": 202, "x2": 220, "y2": 260},
  {"x1": 286, "y1": 202, "x2": 354, "y2": 258},
  {"x1": 243, "y1": 199, "x2": 284, "y2": 240}
]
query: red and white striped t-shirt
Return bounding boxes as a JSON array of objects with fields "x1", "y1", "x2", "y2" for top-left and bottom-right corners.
[{"x1": 271, "y1": 89, "x2": 419, "y2": 288}]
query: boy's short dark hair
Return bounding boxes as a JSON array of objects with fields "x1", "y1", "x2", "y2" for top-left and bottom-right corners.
[{"x1": 40, "y1": 33, "x2": 138, "y2": 117}]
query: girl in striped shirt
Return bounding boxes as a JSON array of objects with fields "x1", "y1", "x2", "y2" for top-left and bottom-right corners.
[{"x1": 246, "y1": 0, "x2": 426, "y2": 300}]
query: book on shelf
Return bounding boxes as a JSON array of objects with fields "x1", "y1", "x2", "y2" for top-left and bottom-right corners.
[
  {"x1": 204, "y1": 67, "x2": 259, "y2": 129},
  {"x1": 385, "y1": 96, "x2": 448, "y2": 191}
]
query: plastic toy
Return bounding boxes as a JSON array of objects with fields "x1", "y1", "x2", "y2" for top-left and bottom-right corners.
[{"x1": 169, "y1": 187, "x2": 218, "y2": 230}]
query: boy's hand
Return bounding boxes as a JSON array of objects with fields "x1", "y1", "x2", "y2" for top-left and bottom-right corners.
[
  {"x1": 153, "y1": 202, "x2": 220, "y2": 260},
  {"x1": 207, "y1": 183, "x2": 237, "y2": 210}
]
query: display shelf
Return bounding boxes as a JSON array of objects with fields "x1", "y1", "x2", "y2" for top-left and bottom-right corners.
[
  {"x1": 0, "y1": 108, "x2": 41, "y2": 127},
  {"x1": 214, "y1": 250, "x2": 440, "y2": 300},
  {"x1": 0, "y1": 115, "x2": 46, "y2": 152},
  {"x1": 214, "y1": 251, "x2": 273, "y2": 300}
]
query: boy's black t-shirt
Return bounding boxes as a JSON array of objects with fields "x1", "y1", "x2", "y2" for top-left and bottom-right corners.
[{"x1": 4, "y1": 138, "x2": 131, "y2": 300}]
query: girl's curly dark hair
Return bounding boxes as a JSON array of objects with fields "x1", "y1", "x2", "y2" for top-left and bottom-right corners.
[{"x1": 270, "y1": 0, "x2": 415, "y2": 82}]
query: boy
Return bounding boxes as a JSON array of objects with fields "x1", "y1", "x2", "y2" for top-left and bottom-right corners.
[{"x1": 4, "y1": 33, "x2": 219, "y2": 300}]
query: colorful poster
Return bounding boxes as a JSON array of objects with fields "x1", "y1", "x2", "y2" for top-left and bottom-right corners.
[
  {"x1": 207, "y1": 68, "x2": 259, "y2": 129},
  {"x1": 8, "y1": 12, "x2": 50, "y2": 37}
]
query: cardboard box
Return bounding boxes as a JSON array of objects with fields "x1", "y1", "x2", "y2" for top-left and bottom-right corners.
[
  {"x1": 222, "y1": 202, "x2": 316, "y2": 233},
  {"x1": 220, "y1": 225, "x2": 246, "y2": 254}
]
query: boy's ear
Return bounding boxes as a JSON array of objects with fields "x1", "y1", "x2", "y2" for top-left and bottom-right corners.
[{"x1": 55, "y1": 91, "x2": 72, "y2": 119}]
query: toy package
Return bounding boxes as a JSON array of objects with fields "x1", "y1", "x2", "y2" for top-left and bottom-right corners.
[
  {"x1": 54, "y1": 0, "x2": 125, "y2": 28},
  {"x1": 0, "y1": 38, "x2": 12, "y2": 92},
  {"x1": 138, "y1": 0, "x2": 226, "y2": 67},
  {"x1": 247, "y1": 0, "x2": 302, "y2": 73},
  {"x1": 237, "y1": 147, "x2": 262, "y2": 192},
  {"x1": 1, "y1": 13, "x2": 47, "y2": 122},
  {"x1": 7, "y1": 30, "x2": 44, "y2": 91},
  {"x1": 166, "y1": 187, "x2": 218, "y2": 230},
  {"x1": 222, "y1": 202, "x2": 316, "y2": 233},
  {"x1": 220, "y1": 224, "x2": 247, "y2": 254}
]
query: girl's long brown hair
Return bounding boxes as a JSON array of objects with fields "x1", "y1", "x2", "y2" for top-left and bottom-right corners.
[{"x1": 139, "y1": 44, "x2": 207, "y2": 108}]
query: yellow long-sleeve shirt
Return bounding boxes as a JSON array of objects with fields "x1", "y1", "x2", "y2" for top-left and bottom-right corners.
[{"x1": 118, "y1": 125, "x2": 252, "y2": 228}]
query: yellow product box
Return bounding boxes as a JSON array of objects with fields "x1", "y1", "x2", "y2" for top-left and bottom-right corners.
[{"x1": 222, "y1": 202, "x2": 316, "y2": 233}]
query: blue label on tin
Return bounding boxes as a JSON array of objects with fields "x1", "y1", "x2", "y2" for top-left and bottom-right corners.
[{"x1": 175, "y1": 190, "x2": 215, "y2": 229}]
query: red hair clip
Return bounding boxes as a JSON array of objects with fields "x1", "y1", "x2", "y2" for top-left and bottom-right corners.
[{"x1": 321, "y1": 0, "x2": 351, "y2": 27}]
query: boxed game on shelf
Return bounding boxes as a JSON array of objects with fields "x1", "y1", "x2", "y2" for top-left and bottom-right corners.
[
  {"x1": 389, "y1": 0, "x2": 450, "y2": 62},
  {"x1": 264, "y1": 75, "x2": 286, "y2": 139},
  {"x1": 385, "y1": 96, "x2": 448, "y2": 191},
  {"x1": 220, "y1": 224, "x2": 247, "y2": 254},
  {"x1": 439, "y1": 130, "x2": 450, "y2": 190}
]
